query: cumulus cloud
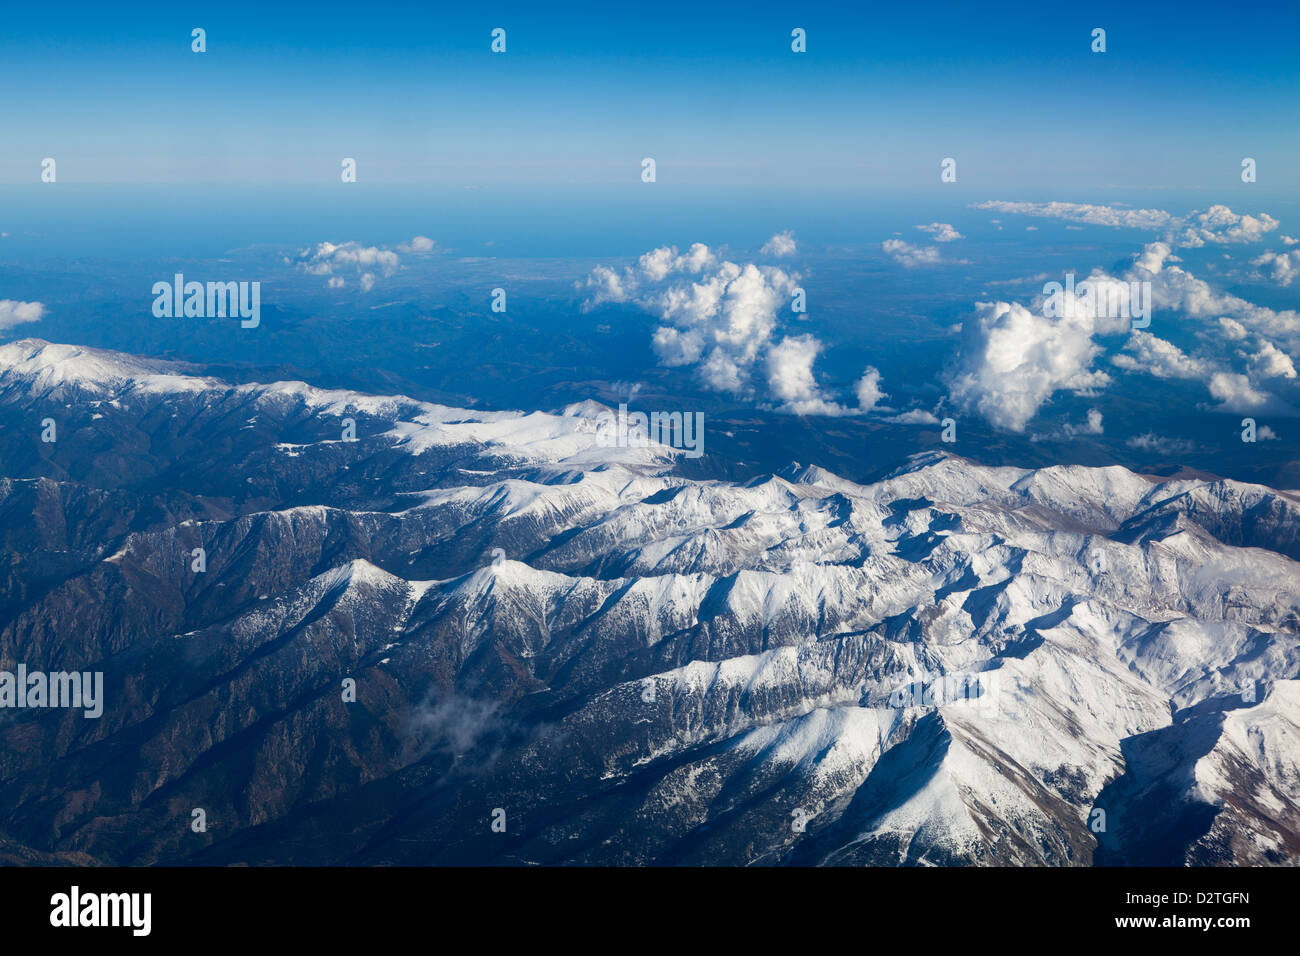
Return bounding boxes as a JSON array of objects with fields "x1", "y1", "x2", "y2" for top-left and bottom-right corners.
[
  {"x1": 760, "y1": 231, "x2": 797, "y2": 257},
  {"x1": 854, "y1": 367, "x2": 887, "y2": 411},
  {"x1": 882, "y1": 239, "x2": 946, "y2": 268},
  {"x1": 946, "y1": 299, "x2": 1112, "y2": 432},
  {"x1": 1130, "y1": 241, "x2": 1300, "y2": 354},
  {"x1": 1218, "y1": 317, "x2": 1248, "y2": 341},
  {"x1": 397, "y1": 235, "x2": 438, "y2": 254},
  {"x1": 1134, "y1": 242, "x2": 1176, "y2": 273},
  {"x1": 765, "y1": 335, "x2": 858, "y2": 415},
  {"x1": 295, "y1": 241, "x2": 399, "y2": 276},
  {"x1": 951, "y1": 234, "x2": 1300, "y2": 430},
  {"x1": 1253, "y1": 249, "x2": 1300, "y2": 286},
  {"x1": 579, "y1": 265, "x2": 632, "y2": 309},
  {"x1": 948, "y1": 200, "x2": 1300, "y2": 428},
  {"x1": 916, "y1": 222, "x2": 963, "y2": 242},
  {"x1": 1120, "y1": 249, "x2": 1300, "y2": 414},
  {"x1": 1207, "y1": 372, "x2": 1279, "y2": 413},
  {"x1": 0, "y1": 299, "x2": 45, "y2": 331},
  {"x1": 579, "y1": 240, "x2": 880, "y2": 415},
  {"x1": 948, "y1": 261, "x2": 1166, "y2": 431},
  {"x1": 1248, "y1": 340, "x2": 1297, "y2": 380},
  {"x1": 1170, "y1": 206, "x2": 1279, "y2": 247},
  {"x1": 292, "y1": 237, "x2": 429, "y2": 291},
  {"x1": 1111, "y1": 332, "x2": 1206, "y2": 379},
  {"x1": 1079, "y1": 408, "x2": 1104, "y2": 434},
  {"x1": 580, "y1": 242, "x2": 720, "y2": 311}
]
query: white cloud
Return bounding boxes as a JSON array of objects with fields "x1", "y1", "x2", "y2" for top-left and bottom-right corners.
[
  {"x1": 1129, "y1": 241, "x2": 1300, "y2": 354},
  {"x1": 1207, "y1": 372, "x2": 1279, "y2": 413},
  {"x1": 1253, "y1": 249, "x2": 1300, "y2": 286},
  {"x1": 1111, "y1": 332, "x2": 1206, "y2": 379},
  {"x1": 883, "y1": 409, "x2": 940, "y2": 425},
  {"x1": 854, "y1": 366, "x2": 887, "y2": 411},
  {"x1": 916, "y1": 222, "x2": 963, "y2": 242},
  {"x1": 1218, "y1": 317, "x2": 1248, "y2": 341},
  {"x1": 580, "y1": 243, "x2": 719, "y2": 310},
  {"x1": 0, "y1": 299, "x2": 45, "y2": 331},
  {"x1": 969, "y1": 200, "x2": 1175, "y2": 231},
  {"x1": 882, "y1": 239, "x2": 945, "y2": 268},
  {"x1": 578, "y1": 265, "x2": 632, "y2": 309},
  {"x1": 580, "y1": 240, "x2": 882, "y2": 415},
  {"x1": 1031, "y1": 408, "x2": 1104, "y2": 442},
  {"x1": 397, "y1": 235, "x2": 437, "y2": 254},
  {"x1": 1126, "y1": 433, "x2": 1196, "y2": 455},
  {"x1": 641, "y1": 242, "x2": 716, "y2": 280},
  {"x1": 295, "y1": 241, "x2": 399, "y2": 276},
  {"x1": 950, "y1": 235, "x2": 1300, "y2": 430},
  {"x1": 1079, "y1": 408, "x2": 1104, "y2": 434},
  {"x1": 946, "y1": 299, "x2": 1110, "y2": 432},
  {"x1": 1169, "y1": 205, "x2": 1279, "y2": 247},
  {"x1": 765, "y1": 335, "x2": 856, "y2": 415},
  {"x1": 1248, "y1": 340, "x2": 1297, "y2": 380},
  {"x1": 969, "y1": 201, "x2": 1278, "y2": 247},
  {"x1": 292, "y1": 238, "x2": 425, "y2": 290},
  {"x1": 1134, "y1": 242, "x2": 1175, "y2": 274},
  {"x1": 946, "y1": 259, "x2": 1173, "y2": 431},
  {"x1": 760, "y1": 231, "x2": 797, "y2": 257}
]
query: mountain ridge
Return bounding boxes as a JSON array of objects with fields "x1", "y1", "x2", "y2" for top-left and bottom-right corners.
[{"x1": 0, "y1": 339, "x2": 1296, "y2": 865}]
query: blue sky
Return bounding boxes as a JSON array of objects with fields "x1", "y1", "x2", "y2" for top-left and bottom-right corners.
[{"x1": 2, "y1": 0, "x2": 1297, "y2": 189}]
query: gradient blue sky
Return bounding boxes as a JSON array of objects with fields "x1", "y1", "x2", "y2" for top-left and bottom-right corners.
[{"x1": 3, "y1": 0, "x2": 1298, "y2": 189}]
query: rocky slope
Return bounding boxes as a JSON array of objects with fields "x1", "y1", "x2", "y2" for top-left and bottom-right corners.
[{"x1": 0, "y1": 338, "x2": 1296, "y2": 866}]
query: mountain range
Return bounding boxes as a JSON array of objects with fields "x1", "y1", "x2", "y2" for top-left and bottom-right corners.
[{"x1": 0, "y1": 338, "x2": 1296, "y2": 866}]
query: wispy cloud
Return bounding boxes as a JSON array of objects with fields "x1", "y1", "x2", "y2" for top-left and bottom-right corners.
[{"x1": 969, "y1": 200, "x2": 1278, "y2": 247}]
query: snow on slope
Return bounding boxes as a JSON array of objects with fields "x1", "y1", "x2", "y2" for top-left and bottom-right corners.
[
  {"x1": 2, "y1": 338, "x2": 1298, "y2": 865},
  {"x1": 0, "y1": 338, "x2": 679, "y2": 473}
]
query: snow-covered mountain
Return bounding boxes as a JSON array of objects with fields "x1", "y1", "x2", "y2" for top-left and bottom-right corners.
[{"x1": 0, "y1": 339, "x2": 1296, "y2": 865}]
